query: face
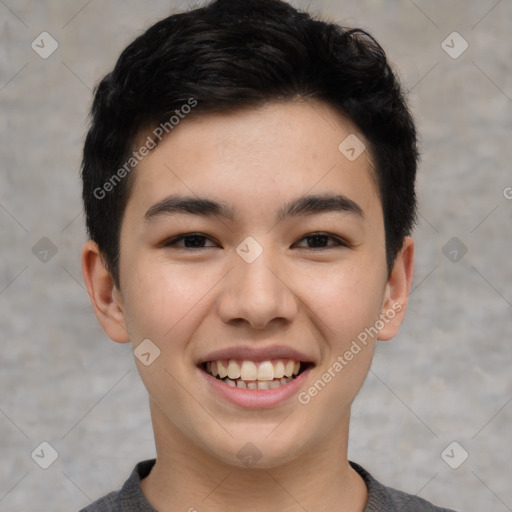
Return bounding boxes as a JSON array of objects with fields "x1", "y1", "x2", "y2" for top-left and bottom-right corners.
[{"x1": 84, "y1": 99, "x2": 413, "y2": 469}]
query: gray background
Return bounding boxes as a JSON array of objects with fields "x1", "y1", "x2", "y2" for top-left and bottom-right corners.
[{"x1": 1, "y1": 0, "x2": 511, "y2": 510}]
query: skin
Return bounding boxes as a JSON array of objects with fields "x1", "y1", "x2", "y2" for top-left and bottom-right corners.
[{"x1": 82, "y1": 99, "x2": 414, "y2": 512}]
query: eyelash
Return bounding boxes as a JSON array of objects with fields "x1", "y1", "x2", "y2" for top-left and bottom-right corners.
[{"x1": 162, "y1": 232, "x2": 348, "y2": 250}]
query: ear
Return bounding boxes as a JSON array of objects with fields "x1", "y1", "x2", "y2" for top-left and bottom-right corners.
[
  {"x1": 81, "y1": 240, "x2": 130, "y2": 343},
  {"x1": 377, "y1": 236, "x2": 415, "y2": 341}
]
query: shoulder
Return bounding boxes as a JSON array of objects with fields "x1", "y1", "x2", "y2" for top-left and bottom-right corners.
[
  {"x1": 385, "y1": 486, "x2": 458, "y2": 512},
  {"x1": 350, "y1": 461, "x2": 459, "y2": 512},
  {"x1": 79, "y1": 490, "x2": 119, "y2": 512},
  {"x1": 78, "y1": 459, "x2": 157, "y2": 512}
]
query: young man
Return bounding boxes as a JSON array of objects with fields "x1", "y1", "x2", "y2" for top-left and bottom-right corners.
[{"x1": 79, "y1": 0, "x2": 457, "y2": 510}]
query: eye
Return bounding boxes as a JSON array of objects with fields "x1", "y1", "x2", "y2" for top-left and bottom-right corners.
[
  {"x1": 162, "y1": 233, "x2": 218, "y2": 249},
  {"x1": 161, "y1": 232, "x2": 348, "y2": 250},
  {"x1": 294, "y1": 233, "x2": 347, "y2": 249}
]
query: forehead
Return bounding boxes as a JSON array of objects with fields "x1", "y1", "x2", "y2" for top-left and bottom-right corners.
[{"x1": 124, "y1": 100, "x2": 381, "y2": 226}]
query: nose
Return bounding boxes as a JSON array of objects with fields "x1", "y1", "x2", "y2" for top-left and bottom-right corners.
[{"x1": 216, "y1": 247, "x2": 298, "y2": 330}]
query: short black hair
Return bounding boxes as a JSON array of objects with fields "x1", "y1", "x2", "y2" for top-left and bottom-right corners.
[{"x1": 81, "y1": 0, "x2": 418, "y2": 288}]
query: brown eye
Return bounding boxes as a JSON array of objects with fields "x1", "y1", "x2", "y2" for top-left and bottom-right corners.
[
  {"x1": 294, "y1": 233, "x2": 347, "y2": 249},
  {"x1": 163, "y1": 233, "x2": 217, "y2": 249}
]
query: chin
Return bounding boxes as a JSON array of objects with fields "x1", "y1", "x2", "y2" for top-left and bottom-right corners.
[{"x1": 206, "y1": 430, "x2": 309, "y2": 470}]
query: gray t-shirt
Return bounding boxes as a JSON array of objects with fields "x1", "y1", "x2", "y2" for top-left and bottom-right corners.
[{"x1": 79, "y1": 459, "x2": 458, "y2": 511}]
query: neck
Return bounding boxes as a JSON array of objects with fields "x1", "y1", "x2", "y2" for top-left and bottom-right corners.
[{"x1": 141, "y1": 399, "x2": 368, "y2": 512}]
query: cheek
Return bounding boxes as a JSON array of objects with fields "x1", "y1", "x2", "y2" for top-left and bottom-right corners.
[
  {"x1": 301, "y1": 271, "x2": 381, "y2": 418},
  {"x1": 120, "y1": 256, "x2": 220, "y2": 342},
  {"x1": 296, "y1": 264, "x2": 385, "y2": 338}
]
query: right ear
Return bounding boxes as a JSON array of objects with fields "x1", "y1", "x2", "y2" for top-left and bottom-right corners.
[{"x1": 81, "y1": 240, "x2": 130, "y2": 343}]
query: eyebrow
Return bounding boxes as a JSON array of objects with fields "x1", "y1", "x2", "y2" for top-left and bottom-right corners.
[{"x1": 144, "y1": 193, "x2": 364, "y2": 223}]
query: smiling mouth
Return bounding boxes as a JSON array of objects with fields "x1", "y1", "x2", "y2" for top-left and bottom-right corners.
[{"x1": 200, "y1": 359, "x2": 313, "y2": 390}]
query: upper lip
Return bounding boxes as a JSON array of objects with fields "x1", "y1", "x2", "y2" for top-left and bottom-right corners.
[{"x1": 197, "y1": 345, "x2": 315, "y2": 365}]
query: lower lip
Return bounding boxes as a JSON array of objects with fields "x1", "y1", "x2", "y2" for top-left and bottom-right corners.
[{"x1": 198, "y1": 366, "x2": 313, "y2": 409}]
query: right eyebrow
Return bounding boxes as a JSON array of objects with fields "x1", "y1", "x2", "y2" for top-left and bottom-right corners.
[{"x1": 144, "y1": 195, "x2": 235, "y2": 222}]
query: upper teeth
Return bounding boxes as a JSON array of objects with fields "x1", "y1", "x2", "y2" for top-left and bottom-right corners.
[{"x1": 206, "y1": 359, "x2": 301, "y2": 381}]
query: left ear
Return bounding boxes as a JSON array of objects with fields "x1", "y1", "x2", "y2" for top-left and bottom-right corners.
[{"x1": 377, "y1": 236, "x2": 414, "y2": 341}]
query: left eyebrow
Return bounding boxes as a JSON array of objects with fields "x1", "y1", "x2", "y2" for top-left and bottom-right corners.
[
  {"x1": 277, "y1": 193, "x2": 364, "y2": 221},
  {"x1": 144, "y1": 193, "x2": 364, "y2": 223}
]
